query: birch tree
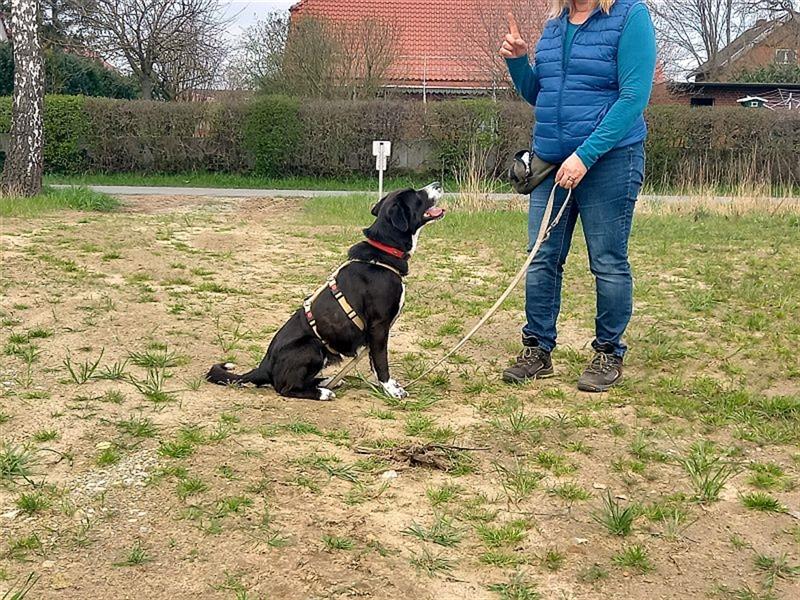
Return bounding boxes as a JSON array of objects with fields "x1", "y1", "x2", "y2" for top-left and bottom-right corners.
[{"x1": 1, "y1": 0, "x2": 45, "y2": 197}]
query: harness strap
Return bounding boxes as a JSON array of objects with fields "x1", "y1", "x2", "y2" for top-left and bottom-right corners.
[
  {"x1": 348, "y1": 258, "x2": 404, "y2": 278},
  {"x1": 304, "y1": 259, "x2": 397, "y2": 352},
  {"x1": 328, "y1": 278, "x2": 365, "y2": 330}
]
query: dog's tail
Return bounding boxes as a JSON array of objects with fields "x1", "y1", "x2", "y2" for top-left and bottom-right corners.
[{"x1": 205, "y1": 362, "x2": 269, "y2": 386}]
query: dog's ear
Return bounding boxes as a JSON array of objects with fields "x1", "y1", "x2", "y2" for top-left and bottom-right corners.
[
  {"x1": 387, "y1": 200, "x2": 410, "y2": 232},
  {"x1": 372, "y1": 191, "x2": 397, "y2": 217},
  {"x1": 371, "y1": 197, "x2": 385, "y2": 217}
]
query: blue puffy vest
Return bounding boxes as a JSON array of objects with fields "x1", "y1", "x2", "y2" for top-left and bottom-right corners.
[{"x1": 533, "y1": 0, "x2": 648, "y2": 163}]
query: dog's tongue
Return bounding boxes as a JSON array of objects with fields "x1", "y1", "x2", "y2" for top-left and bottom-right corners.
[{"x1": 425, "y1": 207, "x2": 445, "y2": 219}]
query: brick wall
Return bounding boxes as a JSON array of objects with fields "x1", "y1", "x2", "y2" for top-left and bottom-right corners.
[{"x1": 723, "y1": 20, "x2": 800, "y2": 76}]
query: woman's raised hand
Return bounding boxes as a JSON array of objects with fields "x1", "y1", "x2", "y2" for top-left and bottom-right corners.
[{"x1": 499, "y1": 13, "x2": 528, "y2": 59}]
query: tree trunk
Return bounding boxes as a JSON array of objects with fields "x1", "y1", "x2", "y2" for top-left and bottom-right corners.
[
  {"x1": 1, "y1": 0, "x2": 44, "y2": 197},
  {"x1": 140, "y1": 73, "x2": 154, "y2": 101}
]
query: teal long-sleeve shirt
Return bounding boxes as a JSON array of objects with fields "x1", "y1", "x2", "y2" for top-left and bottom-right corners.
[{"x1": 505, "y1": 4, "x2": 657, "y2": 168}]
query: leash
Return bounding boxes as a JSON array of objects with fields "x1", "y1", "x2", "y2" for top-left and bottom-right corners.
[
  {"x1": 404, "y1": 184, "x2": 573, "y2": 388},
  {"x1": 327, "y1": 183, "x2": 573, "y2": 391}
]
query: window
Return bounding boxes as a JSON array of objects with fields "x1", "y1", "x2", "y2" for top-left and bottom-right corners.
[
  {"x1": 691, "y1": 97, "x2": 714, "y2": 107},
  {"x1": 775, "y1": 49, "x2": 797, "y2": 65}
]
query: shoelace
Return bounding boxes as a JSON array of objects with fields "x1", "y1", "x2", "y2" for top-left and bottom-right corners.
[
  {"x1": 586, "y1": 352, "x2": 617, "y2": 375},
  {"x1": 518, "y1": 347, "x2": 545, "y2": 365}
]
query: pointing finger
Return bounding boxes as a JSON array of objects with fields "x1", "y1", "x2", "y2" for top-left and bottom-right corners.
[{"x1": 508, "y1": 12, "x2": 521, "y2": 37}]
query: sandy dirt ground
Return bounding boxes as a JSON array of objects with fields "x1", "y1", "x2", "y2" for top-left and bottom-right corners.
[{"x1": 1, "y1": 195, "x2": 798, "y2": 600}]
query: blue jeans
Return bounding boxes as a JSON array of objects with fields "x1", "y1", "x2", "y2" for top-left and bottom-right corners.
[{"x1": 522, "y1": 142, "x2": 645, "y2": 358}]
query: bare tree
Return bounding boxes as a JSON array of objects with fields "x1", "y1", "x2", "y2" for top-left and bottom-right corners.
[
  {"x1": 280, "y1": 16, "x2": 398, "y2": 99},
  {"x1": 224, "y1": 11, "x2": 289, "y2": 91},
  {"x1": 77, "y1": 0, "x2": 228, "y2": 100},
  {"x1": 334, "y1": 19, "x2": 399, "y2": 99},
  {"x1": 460, "y1": 0, "x2": 548, "y2": 96},
  {"x1": 40, "y1": 0, "x2": 87, "y2": 49},
  {"x1": 280, "y1": 16, "x2": 340, "y2": 97},
  {"x1": 2, "y1": 0, "x2": 45, "y2": 197},
  {"x1": 651, "y1": 0, "x2": 751, "y2": 80},
  {"x1": 741, "y1": 0, "x2": 798, "y2": 19}
]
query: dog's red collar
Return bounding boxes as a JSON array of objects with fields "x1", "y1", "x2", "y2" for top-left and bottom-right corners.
[{"x1": 365, "y1": 238, "x2": 408, "y2": 259}]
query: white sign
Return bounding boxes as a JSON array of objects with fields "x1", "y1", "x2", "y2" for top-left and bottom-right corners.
[{"x1": 372, "y1": 141, "x2": 392, "y2": 199}]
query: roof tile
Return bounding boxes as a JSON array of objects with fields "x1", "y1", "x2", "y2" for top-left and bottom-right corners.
[{"x1": 289, "y1": 0, "x2": 549, "y2": 88}]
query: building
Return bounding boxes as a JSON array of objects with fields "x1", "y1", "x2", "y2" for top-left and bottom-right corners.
[
  {"x1": 288, "y1": 0, "x2": 549, "y2": 98},
  {"x1": 668, "y1": 12, "x2": 800, "y2": 109}
]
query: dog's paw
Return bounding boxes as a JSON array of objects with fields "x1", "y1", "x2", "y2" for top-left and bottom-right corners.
[
  {"x1": 381, "y1": 379, "x2": 408, "y2": 399},
  {"x1": 223, "y1": 363, "x2": 236, "y2": 371},
  {"x1": 320, "y1": 376, "x2": 344, "y2": 390},
  {"x1": 317, "y1": 388, "x2": 336, "y2": 401}
]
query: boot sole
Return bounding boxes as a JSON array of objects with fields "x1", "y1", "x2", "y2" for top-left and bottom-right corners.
[
  {"x1": 502, "y1": 369, "x2": 555, "y2": 384},
  {"x1": 577, "y1": 375, "x2": 622, "y2": 393}
]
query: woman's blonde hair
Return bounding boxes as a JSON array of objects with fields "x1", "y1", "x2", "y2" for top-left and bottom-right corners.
[{"x1": 548, "y1": 0, "x2": 615, "y2": 18}]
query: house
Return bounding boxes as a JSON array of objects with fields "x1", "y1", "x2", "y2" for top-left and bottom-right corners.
[
  {"x1": 667, "y1": 12, "x2": 800, "y2": 108},
  {"x1": 288, "y1": 0, "x2": 549, "y2": 98}
]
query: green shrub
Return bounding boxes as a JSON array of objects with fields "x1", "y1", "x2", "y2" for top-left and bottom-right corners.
[
  {"x1": 0, "y1": 43, "x2": 138, "y2": 99},
  {"x1": 83, "y1": 98, "x2": 244, "y2": 174},
  {"x1": 244, "y1": 95, "x2": 302, "y2": 176},
  {"x1": 0, "y1": 95, "x2": 89, "y2": 173},
  {"x1": 295, "y1": 98, "x2": 423, "y2": 176},
  {"x1": 644, "y1": 106, "x2": 800, "y2": 189},
  {"x1": 429, "y1": 99, "x2": 502, "y2": 176},
  {"x1": 0, "y1": 94, "x2": 798, "y2": 188}
]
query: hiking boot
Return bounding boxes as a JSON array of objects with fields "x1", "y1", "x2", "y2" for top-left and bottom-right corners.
[
  {"x1": 502, "y1": 346, "x2": 554, "y2": 384},
  {"x1": 577, "y1": 352, "x2": 623, "y2": 392}
]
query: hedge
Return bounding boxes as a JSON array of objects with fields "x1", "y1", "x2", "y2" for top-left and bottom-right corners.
[
  {"x1": 0, "y1": 94, "x2": 798, "y2": 187},
  {"x1": 0, "y1": 95, "x2": 88, "y2": 173}
]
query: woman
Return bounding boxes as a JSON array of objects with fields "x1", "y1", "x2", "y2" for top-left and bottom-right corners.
[{"x1": 499, "y1": 0, "x2": 656, "y2": 391}]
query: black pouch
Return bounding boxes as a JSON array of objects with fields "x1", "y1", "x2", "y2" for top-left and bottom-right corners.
[{"x1": 508, "y1": 150, "x2": 556, "y2": 195}]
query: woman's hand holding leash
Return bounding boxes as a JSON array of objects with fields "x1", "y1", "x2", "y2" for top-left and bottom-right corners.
[
  {"x1": 556, "y1": 153, "x2": 587, "y2": 189},
  {"x1": 499, "y1": 13, "x2": 528, "y2": 59}
]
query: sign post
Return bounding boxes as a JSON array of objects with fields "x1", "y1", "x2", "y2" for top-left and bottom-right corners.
[{"x1": 372, "y1": 141, "x2": 392, "y2": 200}]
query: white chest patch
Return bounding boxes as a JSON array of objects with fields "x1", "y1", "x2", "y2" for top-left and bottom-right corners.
[
  {"x1": 410, "y1": 231, "x2": 420, "y2": 255},
  {"x1": 391, "y1": 283, "x2": 406, "y2": 327}
]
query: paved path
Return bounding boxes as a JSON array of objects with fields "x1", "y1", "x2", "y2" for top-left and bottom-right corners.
[{"x1": 53, "y1": 184, "x2": 793, "y2": 204}]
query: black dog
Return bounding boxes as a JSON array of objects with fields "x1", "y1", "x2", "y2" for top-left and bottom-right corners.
[{"x1": 206, "y1": 183, "x2": 445, "y2": 401}]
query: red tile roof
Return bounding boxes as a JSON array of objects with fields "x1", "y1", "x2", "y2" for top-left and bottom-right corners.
[{"x1": 289, "y1": 0, "x2": 549, "y2": 90}]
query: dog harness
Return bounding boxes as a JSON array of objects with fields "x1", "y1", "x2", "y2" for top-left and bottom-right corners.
[{"x1": 303, "y1": 259, "x2": 402, "y2": 354}]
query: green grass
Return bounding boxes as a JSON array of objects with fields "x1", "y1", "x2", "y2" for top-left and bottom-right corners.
[
  {"x1": 15, "y1": 492, "x2": 50, "y2": 515},
  {"x1": 410, "y1": 547, "x2": 455, "y2": 577},
  {"x1": 401, "y1": 515, "x2": 462, "y2": 547},
  {"x1": 591, "y1": 492, "x2": 638, "y2": 536},
  {"x1": 740, "y1": 492, "x2": 784, "y2": 513},
  {"x1": 0, "y1": 186, "x2": 118, "y2": 216},
  {"x1": 487, "y1": 571, "x2": 541, "y2": 600},
  {"x1": 45, "y1": 172, "x2": 447, "y2": 192},
  {"x1": 43, "y1": 172, "x2": 799, "y2": 198},
  {"x1": 612, "y1": 544, "x2": 653, "y2": 573},
  {"x1": 0, "y1": 445, "x2": 37, "y2": 482},
  {"x1": 322, "y1": 535, "x2": 355, "y2": 551}
]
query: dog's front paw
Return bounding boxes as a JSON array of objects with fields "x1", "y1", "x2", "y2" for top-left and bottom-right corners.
[
  {"x1": 320, "y1": 376, "x2": 344, "y2": 390},
  {"x1": 317, "y1": 388, "x2": 336, "y2": 401},
  {"x1": 381, "y1": 379, "x2": 408, "y2": 399}
]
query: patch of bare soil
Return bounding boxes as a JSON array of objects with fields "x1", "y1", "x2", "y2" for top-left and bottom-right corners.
[{"x1": 0, "y1": 196, "x2": 798, "y2": 600}]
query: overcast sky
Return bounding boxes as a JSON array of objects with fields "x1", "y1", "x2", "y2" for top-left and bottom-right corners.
[{"x1": 222, "y1": 0, "x2": 297, "y2": 36}]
